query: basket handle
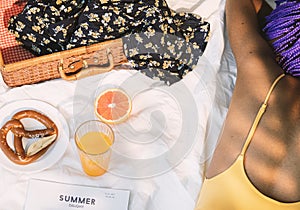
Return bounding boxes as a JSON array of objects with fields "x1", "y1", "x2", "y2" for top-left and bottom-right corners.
[{"x1": 59, "y1": 48, "x2": 114, "y2": 81}]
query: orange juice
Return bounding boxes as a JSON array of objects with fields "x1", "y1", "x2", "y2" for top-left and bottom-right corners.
[{"x1": 77, "y1": 131, "x2": 113, "y2": 176}]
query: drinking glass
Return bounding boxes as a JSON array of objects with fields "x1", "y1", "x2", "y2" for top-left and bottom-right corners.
[{"x1": 74, "y1": 120, "x2": 114, "y2": 176}]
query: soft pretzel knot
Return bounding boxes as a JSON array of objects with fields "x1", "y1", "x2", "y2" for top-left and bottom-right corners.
[{"x1": 0, "y1": 110, "x2": 58, "y2": 165}]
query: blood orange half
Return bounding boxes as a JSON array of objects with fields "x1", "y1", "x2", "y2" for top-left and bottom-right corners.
[{"x1": 94, "y1": 88, "x2": 132, "y2": 124}]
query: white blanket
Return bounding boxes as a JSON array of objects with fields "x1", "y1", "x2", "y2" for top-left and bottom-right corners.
[{"x1": 0, "y1": 0, "x2": 238, "y2": 209}]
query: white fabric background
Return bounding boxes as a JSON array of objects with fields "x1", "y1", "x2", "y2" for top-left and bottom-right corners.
[{"x1": 0, "y1": 0, "x2": 238, "y2": 209}]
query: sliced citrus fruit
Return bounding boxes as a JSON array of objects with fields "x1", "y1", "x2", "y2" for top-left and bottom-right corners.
[{"x1": 94, "y1": 88, "x2": 132, "y2": 124}]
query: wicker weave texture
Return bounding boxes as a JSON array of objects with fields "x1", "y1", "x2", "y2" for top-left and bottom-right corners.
[{"x1": 0, "y1": 39, "x2": 127, "y2": 87}]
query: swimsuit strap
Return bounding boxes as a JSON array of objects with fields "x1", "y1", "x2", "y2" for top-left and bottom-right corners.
[{"x1": 241, "y1": 74, "x2": 285, "y2": 156}]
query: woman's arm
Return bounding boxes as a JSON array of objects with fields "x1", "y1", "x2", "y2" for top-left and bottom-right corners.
[{"x1": 225, "y1": 0, "x2": 277, "y2": 77}]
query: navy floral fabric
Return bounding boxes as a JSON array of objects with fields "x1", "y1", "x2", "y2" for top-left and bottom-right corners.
[
  {"x1": 8, "y1": 0, "x2": 86, "y2": 54},
  {"x1": 8, "y1": 0, "x2": 210, "y2": 84}
]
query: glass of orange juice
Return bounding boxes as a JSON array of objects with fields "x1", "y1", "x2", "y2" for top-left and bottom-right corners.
[{"x1": 74, "y1": 120, "x2": 114, "y2": 176}]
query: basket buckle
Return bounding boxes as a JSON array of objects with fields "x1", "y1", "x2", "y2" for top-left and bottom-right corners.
[{"x1": 58, "y1": 48, "x2": 114, "y2": 81}]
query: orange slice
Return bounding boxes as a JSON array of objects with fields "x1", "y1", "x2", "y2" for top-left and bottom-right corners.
[{"x1": 94, "y1": 88, "x2": 132, "y2": 124}]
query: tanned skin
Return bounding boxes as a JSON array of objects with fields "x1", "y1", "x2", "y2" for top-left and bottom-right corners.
[{"x1": 205, "y1": 0, "x2": 300, "y2": 202}]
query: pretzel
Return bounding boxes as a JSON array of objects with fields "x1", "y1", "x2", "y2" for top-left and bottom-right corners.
[{"x1": 0, "y1": 110, "x2": 58, "y2": 165}]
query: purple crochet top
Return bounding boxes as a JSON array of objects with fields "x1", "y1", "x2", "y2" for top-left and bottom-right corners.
[{"x1": 263, "y1": 0, "x2": 300, "y2": 77}]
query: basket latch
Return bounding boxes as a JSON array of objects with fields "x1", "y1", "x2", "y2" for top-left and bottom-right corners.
[{"x1": 58, "y1": 48, "x2": 114, "y2": 81}]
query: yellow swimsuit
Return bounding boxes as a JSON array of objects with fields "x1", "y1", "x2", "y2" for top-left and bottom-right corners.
[{"x1": 195, "y1": 74, "x2": 300, "y2": 210}]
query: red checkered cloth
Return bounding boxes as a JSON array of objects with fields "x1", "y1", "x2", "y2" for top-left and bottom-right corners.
[{"x1": 0, "y1": 0, "x2": 35, "y2": 64}]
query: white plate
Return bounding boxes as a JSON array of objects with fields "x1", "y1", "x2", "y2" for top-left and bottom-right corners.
[{"x1": 0, "y1": 99, "x2": 69, "y2": 173}]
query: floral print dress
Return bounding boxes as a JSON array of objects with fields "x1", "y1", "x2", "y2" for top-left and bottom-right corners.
[{"x1": 8, "y1": 0, "x2": 210, "y2": 84}]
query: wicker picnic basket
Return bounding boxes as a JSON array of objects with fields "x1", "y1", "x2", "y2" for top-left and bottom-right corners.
[{"x1": 0, "y1": 38, "x2": 128, "y2": 87}]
